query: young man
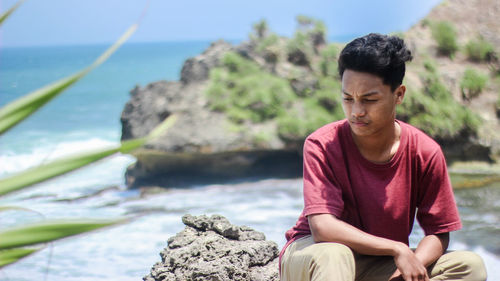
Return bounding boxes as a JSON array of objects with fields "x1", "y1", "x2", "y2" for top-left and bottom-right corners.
[{"x1": 280, "y1": 34, "x2": 487, "y2": 281}]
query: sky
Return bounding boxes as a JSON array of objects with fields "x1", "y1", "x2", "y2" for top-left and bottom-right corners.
[{"x1": 0, "y1": 0, "x2": 442, "y2": 47}]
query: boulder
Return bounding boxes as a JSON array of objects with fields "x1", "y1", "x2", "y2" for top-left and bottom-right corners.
[{"x1": 144, "y1": 214, "x2": 279, "y2": 281}]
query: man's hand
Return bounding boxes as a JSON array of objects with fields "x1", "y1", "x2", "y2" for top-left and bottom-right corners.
[
  {"x1": 388, "y1": 269, "x2": 404, "y2": 281},
  {"x1": 391, "y1": 243, "x2": 429, "y2": 281}
]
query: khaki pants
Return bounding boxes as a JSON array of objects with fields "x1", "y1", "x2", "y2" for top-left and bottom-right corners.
[{"x1": 281, "y1": 236, "x2": 487, "y2": 281}]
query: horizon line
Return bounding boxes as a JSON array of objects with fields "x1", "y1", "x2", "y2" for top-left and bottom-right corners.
[{"x1": 0, "y1": 33, "x2": 367, "y2": 49}]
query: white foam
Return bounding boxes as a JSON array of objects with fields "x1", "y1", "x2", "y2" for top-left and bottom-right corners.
[
  {"x1": 0, "y1": 137, "x2": 121, "y2": 177},
  {"x1": 0, "y1": 137, "x2": 136, "y2": 203}
]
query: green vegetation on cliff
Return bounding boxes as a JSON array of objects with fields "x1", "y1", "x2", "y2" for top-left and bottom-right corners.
[
  {"x1": 205, "y1": 49, "x2": 344, "y2": 142},
  {"x1": 206, "y1": 17, "x2": 482, "y2": 145},
  {"x1": 206, "y1": 52, "x2": 296, "y2": 123},
  {"x1": 460, "y1": 68, "x2": 489, "y2": 100},
  {"x1": 398, "y1": 60, "x2": 480, "y2": 138},
  {"x1": 465, "y1": 37, "x2": 495, "y2": 62},
  {"x1": 430, "y1": 21, "x2": 459, "y2": 58}
]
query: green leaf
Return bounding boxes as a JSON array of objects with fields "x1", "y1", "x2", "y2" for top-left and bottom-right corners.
[
  {"x1": 0, "y1": 138, "x2": 144, "y2": 197},
  {"x1": 0, "y1": 0, "x2": 25, "y2": 26},
  {"x1": 0, "y1": 206, "x2": 37, "y2": 214},
  {"x1": 0, "y1": 219, "x2": 126, "y2": 250},
  {"x1": 148, "y1": 114, "x2": 178, "y2": 139},
  {"x1": 0, "y1": 23, "x2": 138, "y2": 135},
  {"x1": 0, "y1": 114, "x2": 176, "y2": 197},
  {"x1": 0, "y1": 247, "x2": 39, "y2": 268}
]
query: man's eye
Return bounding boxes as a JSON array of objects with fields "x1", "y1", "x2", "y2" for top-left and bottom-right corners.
[
  {"x1": 343, "y1": 98, "x2": 353, "y2": 101},
  {"x1": 365, "y1": 99, "x2": 377, "y2": 103}
]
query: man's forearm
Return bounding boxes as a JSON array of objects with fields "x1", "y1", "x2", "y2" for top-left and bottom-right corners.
[
  {"x1": 414, "y1": 233, "x2": 449, "y2": 267},
  {"x1": 308, "y1": 213, "x2": 405, "y2": 256},
  {"x1": 309, "y1": 213, "x2": 431, "y2": 280}
]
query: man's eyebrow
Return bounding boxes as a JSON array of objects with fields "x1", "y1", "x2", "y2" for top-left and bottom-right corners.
[{"x1": 342, "y1": 90, "x2": 380, "y2": 97}]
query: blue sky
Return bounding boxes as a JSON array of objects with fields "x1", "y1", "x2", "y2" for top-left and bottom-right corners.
[{"x1": 0, "y1": 0, "x2": 442, "y2": 47}]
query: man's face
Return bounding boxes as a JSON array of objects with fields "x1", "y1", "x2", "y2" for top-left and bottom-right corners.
[{"x1": 341, "y1": 69, "x2": 404, "y2": 138}]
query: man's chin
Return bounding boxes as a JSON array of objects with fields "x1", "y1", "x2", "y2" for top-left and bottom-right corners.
[{"x1": 349, "y1": 125, "x2": 372, "y2": 137}]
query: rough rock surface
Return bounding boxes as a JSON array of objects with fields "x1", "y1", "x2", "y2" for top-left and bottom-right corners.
[
  {"x1": 405, "y1": 0, "x2": 500, "y2": 157},
  {"x1": 121, "y1": 40, "x2": 241, "y2": 152},
  {"x1": 121, "y1": 39, "x2": 302, "y2": 188},
  {"x1": 144, "y1": 214, "x2": 279, "y2": 281}
]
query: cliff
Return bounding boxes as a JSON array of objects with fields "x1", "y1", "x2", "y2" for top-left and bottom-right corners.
[
  {"x1": 403, "y1": 0, "x2": 500, "y2": 159},
  {"x1": 121, "y1": 0, "x2": 500, "y2": 188}
]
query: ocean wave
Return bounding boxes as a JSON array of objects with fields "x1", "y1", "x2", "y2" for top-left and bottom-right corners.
[
  {"x1": 0, "y1": 137, "x2": 136, "y2": 202},
  {"x1": 0, "y1": 137, "x2": 123, "y2": 177}
]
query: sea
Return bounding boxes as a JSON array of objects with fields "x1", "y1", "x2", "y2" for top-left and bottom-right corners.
[{"x1": 0, "y1": 41, "x2": 499, "y2": 280}]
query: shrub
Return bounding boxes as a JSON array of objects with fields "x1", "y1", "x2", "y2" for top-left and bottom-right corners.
[
  {"x1": 465, "y1": 37, "x2": 495, "y2": 62},
  {"x1": 278, "y1": 77, "x2": 344, "y2": 142},
  {"x1": 255, "y1": 33, "x2": 281, "y2": 64},
  {"x1": 287, "y1": 16, "x2": 327, "y2": 66},
  {"x1": 277, "y1": 97, "x2": 343, "y2": 142},
  {"x1": 460, "y1": 68, "x2": 488, "y2": 100},
  {"x1": 252, "y1": 131, "x2": 273, "y2": 147},
  {"x1": 206, "y1": 52, "x2": 296, "y2": 123},
  {"x1": 252, "y1": 19, "x2": 268, "y2": 40},
  {"x1": 310, "y1": 20, "x2": 327, "y2": 48},
  {"x1": 421, "y1": 18, "x2": 431, "y2": 27},
  {"x1": 286, "y1": 31, "x2": 314, "y2": 66},
  {"x1": 206, "y1": 50, "x2": 346, "y2": 143},
  {"x1": 390, "y1": 31, "x2": 405, "y2": 39},
  {"x1": 431, "y1": 21, "x2": 458, "y2": 58},
  {"x1": 314, "y1": 77, "x2": 342, "y2": 110},
  {"x1": 318, "y1": 44, "x2": 339, "y2": 77},
  {"x1": 423, "y1": 59, "x2": 437, "y2": 73},
  {"x1": 397, "y1": 68, "x2": 481, "y2": 139}
]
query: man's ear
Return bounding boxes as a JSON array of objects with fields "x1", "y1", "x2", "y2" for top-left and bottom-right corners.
[{"x1": 395, "y1": 85, "x2": 406, "y2": 105}]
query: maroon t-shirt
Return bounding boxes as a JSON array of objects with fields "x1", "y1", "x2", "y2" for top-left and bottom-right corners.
[{"x1": 281, "y1": 119, "x2": 462, "y2": 258}]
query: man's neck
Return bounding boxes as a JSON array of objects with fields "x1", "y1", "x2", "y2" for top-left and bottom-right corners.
[{"x1": 351, "y1": 121, "x2": 401, "y2": 164}]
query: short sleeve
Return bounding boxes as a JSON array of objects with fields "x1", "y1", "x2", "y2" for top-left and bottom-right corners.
[
  {"x1": 416, "y1": 149, "x2": 462, "y2": 235},
  {"x1": 302, "y1": 137, "x2": 344, "y2": 218}
]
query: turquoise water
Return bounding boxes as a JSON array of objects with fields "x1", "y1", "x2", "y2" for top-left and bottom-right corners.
[
  {"x1": 0, "y1": 42, "x2": 499, "y2": 280},
  {"x1": 0, "y1": 41, "x2": 210, "y2": 155}
]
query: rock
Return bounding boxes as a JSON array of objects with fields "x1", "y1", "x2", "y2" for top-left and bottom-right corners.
[
  {"x1": 124, "y1": 149, "x2": 302, "y2": 188},
  {"x1": 120, "y1": 39, "x2": 303, "y2": 188},
  {"x1": 144, "y1": 214, "x2": 279, "y2": 281},
  {"x1": 121, "y1": 81, "x2": 183, "y2": 140},
  {"x1": 180, "y1": 40, "x2": 233, "y2": 84}
]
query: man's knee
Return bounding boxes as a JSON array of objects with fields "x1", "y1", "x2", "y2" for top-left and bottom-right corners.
[
  {"x1": 302, "y1": 242, "x2": 355, "y2": 280},
  {"x1": 436, "y1": 251, "x2": 487, "y2": 281},
  {"x1": 456, "y1": 251, "x2": 487, "y2": 280},
  {"x1": 307, "y1": 242, "x2": 354, "y2": 266},
  {"x1": 284, "y1": 241, "x2": 355, "y2": 280}
]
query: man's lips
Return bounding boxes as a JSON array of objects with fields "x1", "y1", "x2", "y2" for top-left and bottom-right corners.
[{"x1": 351, "y1": 120, "x2": 368, "y2": 126}]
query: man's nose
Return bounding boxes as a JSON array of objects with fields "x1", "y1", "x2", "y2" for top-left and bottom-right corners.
[{"x1": 352, "y1": 101, "x2": 366, "y2": 117}]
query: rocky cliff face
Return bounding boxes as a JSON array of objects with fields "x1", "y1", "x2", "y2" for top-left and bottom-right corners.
[
  {"x1": 121, "y1": 39, "x2": 304, "y2": 188},
  {"x1": 404, "y1": 0, "x2": 500, "y2": 157},
  {"x1": 121, "y1": 40, "x2": 239, "y2": 152},
  {"x1": 144, "y1": 214, "x2": 279, "y2": 281}
]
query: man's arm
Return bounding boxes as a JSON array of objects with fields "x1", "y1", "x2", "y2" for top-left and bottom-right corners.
[
  {"x1": 309, "y1": 213, "x2": 429, "y2": 281},
  {"x1": 415, "y1": 232, "x2": 449, "y2": 266}
]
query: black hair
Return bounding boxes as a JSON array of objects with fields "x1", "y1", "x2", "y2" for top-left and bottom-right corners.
[{"x1": 338, "y1": 33, "x2": 413, "y2": 91}]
